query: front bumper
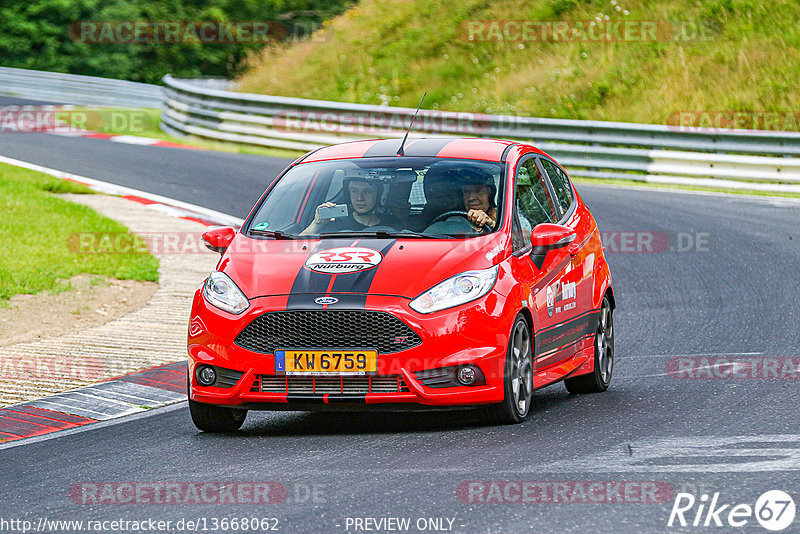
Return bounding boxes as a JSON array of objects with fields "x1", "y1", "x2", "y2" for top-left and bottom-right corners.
[{"x1": 187, "y1": 289, "x2": 512, "y2": 409}]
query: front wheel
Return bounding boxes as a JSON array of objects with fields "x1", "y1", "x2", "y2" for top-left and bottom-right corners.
[
  {"x1": 189, "y1": 398, "x2": 247, "y2": 432},
  {"x1": 565, "y1": 296, "x2": 614, "y2": 394},
  {"x1": 483, "y1": 316, "x2": 534, "y2": 424}
]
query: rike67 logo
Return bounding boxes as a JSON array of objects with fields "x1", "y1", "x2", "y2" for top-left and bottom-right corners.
[{"x1": 668, "y1": 490, "x2": 796, "y2": 531}]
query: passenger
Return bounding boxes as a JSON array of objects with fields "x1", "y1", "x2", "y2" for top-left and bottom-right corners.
[{"x1": 301, "y1": 178, "x2": 400, "y2": 235}]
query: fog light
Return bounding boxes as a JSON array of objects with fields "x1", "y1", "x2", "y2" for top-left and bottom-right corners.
[
  {"x1": 196, "y1": 365, "x2": 217, "y2": 386},
  {"x1": 457, "y1": 366, "x2": 477, "y2": 386}
]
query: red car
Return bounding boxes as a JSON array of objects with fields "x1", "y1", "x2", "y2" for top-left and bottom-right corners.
[{"x1": 188, "y1": 138, "x2": 615, "y2": 431}]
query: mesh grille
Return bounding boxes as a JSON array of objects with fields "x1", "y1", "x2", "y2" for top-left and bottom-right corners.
[
  {"x1": 251, "y1": 375, "x2": 409, "y2": 394},
  {"x1": 235, "y1": 311, "x2": 421, "y2": 354}
]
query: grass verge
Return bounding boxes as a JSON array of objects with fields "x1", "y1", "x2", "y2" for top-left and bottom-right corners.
[
  {"x1": 0, "y1": 163, "x2": 159, "y2": 302},
  {"x1": 236, "y1": 0, "x2": 800, "y2": 125}
]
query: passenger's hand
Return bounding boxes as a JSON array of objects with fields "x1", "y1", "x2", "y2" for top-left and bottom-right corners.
[
  {"x1": 301, "y1": 202, "x2": 337, "y2": 236},
  {"x1": 314, "y1": 202, "x2": 337, "y2": 224},
  {"x1": 467, "y1": 209, "x2": 495, "y2": 229}
]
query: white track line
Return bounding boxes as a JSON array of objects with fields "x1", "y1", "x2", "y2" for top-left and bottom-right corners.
[{"x1": 0, "y1": 154, "x2": 244, "y2": 226}]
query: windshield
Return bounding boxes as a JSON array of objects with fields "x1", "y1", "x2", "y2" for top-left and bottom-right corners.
[{"x1": 247, "y1": 157, "x2": 505, "y2": 238}]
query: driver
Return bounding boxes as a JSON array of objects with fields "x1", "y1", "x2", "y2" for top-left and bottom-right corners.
[
  {"x1": 461, "y1": 171, "x2": 498, "y2": 230},
  {"x1": 301, "y1": 178, "x2": 399, "y2": 235}
]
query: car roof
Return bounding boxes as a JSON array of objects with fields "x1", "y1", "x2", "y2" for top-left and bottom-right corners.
[{"x1": 298, "y1": 137, "x2": 552, "y2": 164}]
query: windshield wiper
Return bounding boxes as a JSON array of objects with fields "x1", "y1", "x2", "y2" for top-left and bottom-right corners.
[
  {"x1": 249, "y1": 229, "x2": 298, "y2": 239},
  {"x1": 318, "y1": 231, "x2": 448, "y2": 239}
]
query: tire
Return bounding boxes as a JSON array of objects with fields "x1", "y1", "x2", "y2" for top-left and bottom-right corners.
[
  {"x1": 565, "y1": 296, "x2": 614, "y2": 394},
  {"x1": 189, "y1": 398, "x2": 247, "y2": 432},
  {"x1": 483, "y1": 315, "x2": 534, "y2": 424}
]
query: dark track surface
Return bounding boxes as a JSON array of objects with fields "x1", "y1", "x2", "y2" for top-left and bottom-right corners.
[
  {"x1": 0, "y1": 95, "x2": 60, "y2": 106},
  {"x1": 1, "y1": 131, "x2": 799, "y2": 533}
]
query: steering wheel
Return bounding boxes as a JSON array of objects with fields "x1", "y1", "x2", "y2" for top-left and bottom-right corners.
[{"x1": 429, "y1": 210, "x2": 491, "y2": 233}]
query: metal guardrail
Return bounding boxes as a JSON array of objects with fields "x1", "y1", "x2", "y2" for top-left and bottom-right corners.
[
  {"x1": 0, "y1": 67, "x2": 163, "y2": 108},
  {"x1": 162, "y1": 75, "x2": 800, "y2": 192}
]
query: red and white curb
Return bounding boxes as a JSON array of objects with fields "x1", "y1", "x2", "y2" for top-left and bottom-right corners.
[
  {"x1": 0, "y1": 362, "x2": 186, "y2": 443},
  {"x1": 1, "y1": 104, "x2": 204, "y2": 151},
  {"x1": 54, "y1": 130, "x2": 205, "y2": 150},
  {"x1": 0, "y1": 154, "x2": 243, "y2": 227},
  {"x1": 0, "y1": 156, "x2": 242, "y2": 444}
]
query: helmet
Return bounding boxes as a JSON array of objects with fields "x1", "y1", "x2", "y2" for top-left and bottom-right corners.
[{"x1": 342, "y1": 177, "x2": 384, "y2": 211}]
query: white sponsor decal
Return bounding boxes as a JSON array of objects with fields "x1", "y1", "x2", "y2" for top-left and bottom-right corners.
[
  {"x1": 560, "y1": 280, "x2": 576, "y2": 301},
  {"x1": 305, "y1": 247, "x2": 382, "y2": 274}
]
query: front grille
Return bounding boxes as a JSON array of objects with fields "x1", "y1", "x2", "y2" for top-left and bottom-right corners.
[
  {"x1": 235, "y1": 311, "x2": 421, "y2": 354},
  {"x1": 250, "y1": 374, "x2": 410, "y2": 394}
]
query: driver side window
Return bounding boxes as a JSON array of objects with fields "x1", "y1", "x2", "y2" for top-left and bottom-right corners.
[{"x1": 513, "y1": 158, "x2": 557, "y2": 249}]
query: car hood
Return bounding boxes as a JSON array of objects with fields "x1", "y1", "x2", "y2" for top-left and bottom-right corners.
[{"x1": 219, "y1": 234, "x2": 509, "y2": 300}]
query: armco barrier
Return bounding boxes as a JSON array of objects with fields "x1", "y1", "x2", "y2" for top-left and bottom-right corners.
[
  {"x1": 2, "y1": 68, "x2": 799, "y2": 192},
  {"x1": 0, "y1": 67, "x2": 163, "y2": 108},
  {"x1": 161, "y1": 75, "x2": 800, "y2": 192}
]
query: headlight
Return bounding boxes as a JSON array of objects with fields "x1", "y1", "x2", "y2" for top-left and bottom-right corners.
[
  {"x1": 203, "y1": 271, "x2": 249, "y2": 314},
  {"x1": 409, "y1": 265, "x2": 498, "y2": 314}
]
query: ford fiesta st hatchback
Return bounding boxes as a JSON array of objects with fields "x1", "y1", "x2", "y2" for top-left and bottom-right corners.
[{"x1": 188, "y1": 138, "x2": 615, "y2": 431}]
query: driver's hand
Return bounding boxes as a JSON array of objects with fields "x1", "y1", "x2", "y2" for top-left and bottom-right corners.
[{"x1": 467, "y1": 209, "x2": 495, "y2": 229}]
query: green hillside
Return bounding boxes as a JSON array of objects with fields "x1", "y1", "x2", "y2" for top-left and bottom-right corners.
[{"x1": 236, "y1": 0, "x2": 800, "y2": 125}]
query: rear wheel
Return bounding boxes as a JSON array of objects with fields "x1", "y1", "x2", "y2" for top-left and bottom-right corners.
[
  {"x1": 189, "y1": 398, "x2": 247, "y2": 432},
  {"x1": 483, "y1": 316, "x2": 533, "y2": 424},
  {"x1": 565, "y1": 296, "x2": 614, "y2": 394}
]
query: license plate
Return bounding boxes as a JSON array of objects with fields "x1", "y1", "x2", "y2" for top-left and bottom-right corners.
[{"x1": 274, "y1": 349, "x2": 377, "y2": 375}]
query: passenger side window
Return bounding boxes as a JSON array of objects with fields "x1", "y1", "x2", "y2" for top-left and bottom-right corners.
[
  {"x1": 514, "y1": 159, "x2": 557, "y2": 249},
  {"x1": 540, "y1": 159, "x2": 573, "y2": 216}
]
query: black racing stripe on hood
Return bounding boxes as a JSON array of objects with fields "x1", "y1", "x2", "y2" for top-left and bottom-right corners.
[
  {"x1": 324, "y1": 239, "x2": 396, "y2": 309},
  {"x1": 315, "y1": 293, "x2": 373, "y2": 309},
  {"x1": 330, "y1": 239, "x2": 396, "y2": 295},
  {"x1": 287, "y1": 239, "x2": 353, "y2": 309}
]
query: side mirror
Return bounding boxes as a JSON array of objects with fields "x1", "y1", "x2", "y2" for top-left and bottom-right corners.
[
  {"x1": 529, "y1": 223, "x2": 576, "y2": 269},
  {"x1": 531, "y1": 223, "x2": 576, "y2": 250},
  {"x1": 202, "y1": 226, "x2": 236, "y2": 254}
]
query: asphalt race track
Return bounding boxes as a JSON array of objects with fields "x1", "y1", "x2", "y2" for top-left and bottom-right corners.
[{"x1": 1, "y1": 128, "x2": 799, "y2": 533}]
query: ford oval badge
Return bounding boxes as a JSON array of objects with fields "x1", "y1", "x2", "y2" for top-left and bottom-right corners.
[{"x1": 314, "y1": 296, "x2": 338, "y2": 305}]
